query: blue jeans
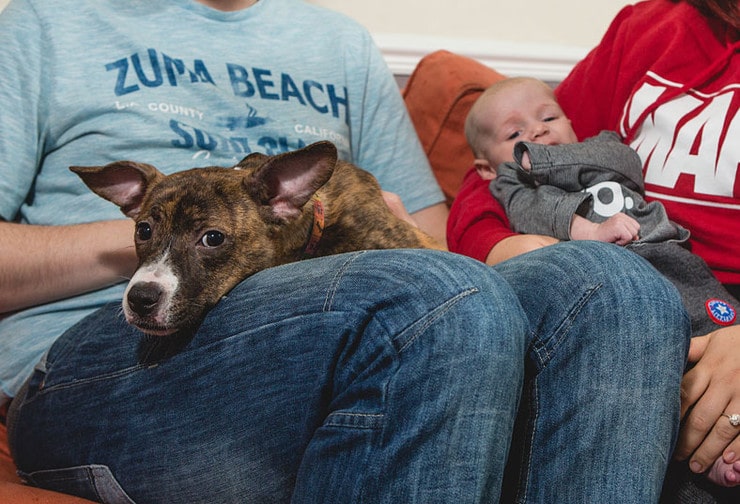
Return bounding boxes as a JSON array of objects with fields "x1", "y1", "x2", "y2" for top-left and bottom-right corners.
[{"x1": 8, "y1": 243, "x2": 689, "y2": 503}]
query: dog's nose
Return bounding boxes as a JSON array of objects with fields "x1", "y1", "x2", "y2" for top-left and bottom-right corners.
[{"x1": 127, "y1": 282, "x2": 164, "y2": 317}]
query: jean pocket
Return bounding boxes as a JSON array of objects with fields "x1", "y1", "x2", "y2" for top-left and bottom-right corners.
[{"x1": 19, "y1": 464, "x2": 136, "y2": 504}]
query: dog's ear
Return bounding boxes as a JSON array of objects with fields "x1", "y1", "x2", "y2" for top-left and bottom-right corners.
[
  {"x1": 246, "y1": 141, "x2": 337, "y2": 220},
  {"x1": 70, "y1": 161, "x2": 164, "y2": 219},
  {"x1": 235, "y1": 152, "x2": 269, "y2": 171}
]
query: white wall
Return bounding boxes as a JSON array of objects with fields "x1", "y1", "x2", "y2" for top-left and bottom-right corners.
[
  {"x1": 308, "y1": 0, "x2": 630, "y2": 49},
  {"x1": 0, "y1": 0, "x2": 634, "y2": 79},
  {"x1": 307, "y1": 0, "x2": 633, "y2": 80},
  {"x1": 0, "y1": 0, "x2": 629, "y2": 46}
]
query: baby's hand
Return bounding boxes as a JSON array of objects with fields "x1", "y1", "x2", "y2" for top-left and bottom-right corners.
[
  {"x1": 706, "y1": 456, "x2": 740, "y2": 487},
  {"x1": 520, "y1": 151, "x2": 532, "y2": 171},
  {"x1": 570, "y1": 213, "x2": 640, "y2": 245},
  {"x1": 596, "y1": 213, "x2": 640, "y2": 245}
]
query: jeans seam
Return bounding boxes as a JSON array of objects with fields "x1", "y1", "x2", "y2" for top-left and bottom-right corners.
[
  {"x1": 517, "y1": 381, "x2": 539, "y2": 503},
  {"x1": 322, "y1": 251, "x2": 367, "y2": 312},
  {"x1": 324, "y1": 412, "x2": 384, "y2": 429},
  {"x1": 19, "y1": 465, "x2": 136, "y2": 504},
  {"x1": 34, "y1": 365, "x2": 152, "y2": 397},
  {"x1": 397, "y1": 287, "x2": 480, "y2": 353},
  {"x1": 518, "y1": 283, "x2": 601, "y2": 501},
  {"x1": 530, "y1": 283, "x2": 602, "y2": 367}
]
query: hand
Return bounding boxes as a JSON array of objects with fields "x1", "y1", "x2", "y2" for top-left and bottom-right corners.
[
  {"x1": 382, "y1": 192, "x2": 449, "y2": 248},
  {"x1": 382, "y1": 190, "x2": 417, "y2": 226},
  {"x1": 520, "y1": 151, "x2": 532, "y2": 171},
  {"x1": 569, "y1": 213, "x2": 639, "y2": 245},
  {"x1": 676, "y1": 325, "x2": 740, "y2": 477}
]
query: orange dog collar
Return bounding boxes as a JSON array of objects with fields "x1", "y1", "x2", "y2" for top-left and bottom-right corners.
[{"x1": 303, "y1": 196, "x2": 325, "y2": 256}]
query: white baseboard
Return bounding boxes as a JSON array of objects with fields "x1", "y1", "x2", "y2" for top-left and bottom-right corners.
[{"x1": 373, "y1": 33, "x2": 588, "y2": 83}]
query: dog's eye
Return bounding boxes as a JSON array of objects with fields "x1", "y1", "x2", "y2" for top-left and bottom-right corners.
[
  {"x1": 136, "y1": 222, "x2": 152, "y2": 241},
  {"x1": 201, "y1": 230, "x2": 225, "y2": 247}
]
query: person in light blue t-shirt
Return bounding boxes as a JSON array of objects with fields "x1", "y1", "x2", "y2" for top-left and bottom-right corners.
[{"x1": 0, "y1": 1, "x2": 690, "y2": 503}]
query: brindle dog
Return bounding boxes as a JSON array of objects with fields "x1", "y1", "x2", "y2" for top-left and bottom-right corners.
[{"x1": 71, "y1": 141, "x2": 441, "y2": 338}]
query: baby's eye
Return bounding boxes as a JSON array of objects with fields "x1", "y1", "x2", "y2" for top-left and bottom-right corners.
[
  {"x1": 506, "y1": 131, "x2": 521, "y2": 141},
  {"x1": 543, "y1": 116, "x2": 557, "y2": 122}
]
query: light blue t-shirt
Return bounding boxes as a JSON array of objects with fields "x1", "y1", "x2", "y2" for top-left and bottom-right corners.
[{"x1": 0, "y1": 0, "x2": 444, "y2": 401}]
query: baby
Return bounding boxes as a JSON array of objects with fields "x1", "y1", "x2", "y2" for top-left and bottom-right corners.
[
  {"x1": 465, "y1": 76, "x2": 740, "y2": 488},
  {"x1": 466, "y1": 77, "x2": 686, "y2": 246}
]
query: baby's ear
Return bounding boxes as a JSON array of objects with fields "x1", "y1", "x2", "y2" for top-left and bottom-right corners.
[{"x1": 474, "y1": 159, "x2": 496, "y2": 180}]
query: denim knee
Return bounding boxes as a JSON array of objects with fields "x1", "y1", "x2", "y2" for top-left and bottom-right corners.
[{"x1": 495, "y1": 241, "x2": 690, "y2": 345}]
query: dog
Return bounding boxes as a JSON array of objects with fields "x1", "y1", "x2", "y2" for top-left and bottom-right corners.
[{"x1": 71, "y1": 141, "x2": 442, "y2": 338}]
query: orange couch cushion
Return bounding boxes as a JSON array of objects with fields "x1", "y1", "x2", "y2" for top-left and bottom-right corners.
[
  {"x1": 0, "y1": 406, "x2": 20, "y2": 484},
  {"x1": 402, "y1": 50, "x2": 506, "y2": 206}
]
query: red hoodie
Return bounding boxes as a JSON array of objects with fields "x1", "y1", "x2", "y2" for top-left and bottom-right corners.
[{"x1": 448, "y1": 0, "x2": 740, "y2": 285}]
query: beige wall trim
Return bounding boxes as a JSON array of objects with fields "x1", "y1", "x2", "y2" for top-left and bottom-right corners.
[{"x1": 375, "y1": 33, "x2": 587, "y2": 82}]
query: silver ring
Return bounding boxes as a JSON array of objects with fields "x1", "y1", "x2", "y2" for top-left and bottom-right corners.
[{"x1": 722, "y1": 413, "x2": 740, "y2": 427}]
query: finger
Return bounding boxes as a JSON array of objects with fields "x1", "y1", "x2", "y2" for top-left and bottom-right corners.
[
  {"x1": 676, "y1": 367, "x2": 717, "y2": 458},
  {"x1": 521, "y1": 151, "x2": 531, "y2": 170},
  {"x1": 728, "y1": 460, "x2": 740, "y2": 486},
  {"x1": 381, "y1": 191, "x2": 415, "y2": 225},
  {"x1": 688, "y1": 412, "x2": 740, "y2": 475},
  {"x1": 679, "y1": 365, "x2": 710, "y2": 419},
  {"x1": 615, "y1": 233, "x2": 632, "y2": 246},
  {"x1": 381, "y1": 190, "x2": 401, "y2": 208},
  {"x1": 676, "y1": 404, "x2": 712, "y2": 460},
  {"x1": 688, "y1": 335, "x2": 710, "y2": 363},
  {"x1": 721, "y1": 435, "x2": 740, "y2": 466}
]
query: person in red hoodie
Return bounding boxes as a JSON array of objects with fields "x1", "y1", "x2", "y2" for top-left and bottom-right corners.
[{"x1": 448, "y1": 0, "x2": 740, "y2": 500}]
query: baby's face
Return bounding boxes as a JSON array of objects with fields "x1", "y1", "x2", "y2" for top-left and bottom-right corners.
[{"x1": 479, "y1": 80, "x2": 578, "y2": 167}]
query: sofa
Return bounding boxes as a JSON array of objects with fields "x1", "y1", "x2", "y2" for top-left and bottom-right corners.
[{"x1": 0, "y1": 50, "x2": 505, "y2": 503}]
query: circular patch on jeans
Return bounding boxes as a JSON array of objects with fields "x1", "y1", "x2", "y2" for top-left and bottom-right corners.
[{"x1": 705, "y1": 298, "x2": 737, "y2": 326}]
